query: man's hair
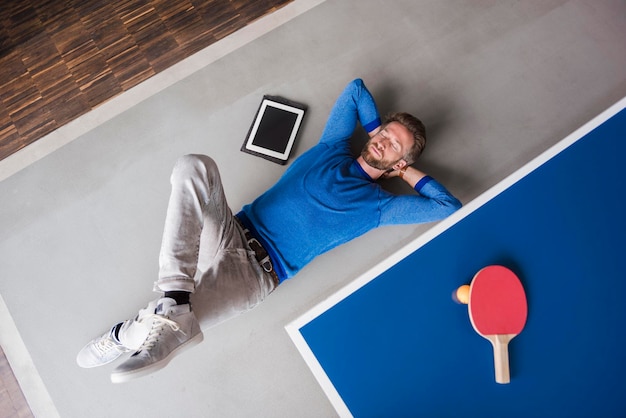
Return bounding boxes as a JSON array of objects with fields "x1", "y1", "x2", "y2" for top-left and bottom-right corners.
[{"x1": 384, "y1": 112, "x2": 426, "y2": 165}]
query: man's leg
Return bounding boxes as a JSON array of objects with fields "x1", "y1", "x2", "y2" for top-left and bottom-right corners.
[
  {"x1": 78, "y1": 155, "x2": 232, "y2": 376},
  {"x1": 111, "y1": 154, "x2": 243, "y2": 382},
  {"x1": 155, "y1": 154, "x2": 234, "y2": 293}
]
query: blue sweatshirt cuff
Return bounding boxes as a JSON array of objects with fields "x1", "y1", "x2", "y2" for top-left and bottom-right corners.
[
  {"x1": 362, "y1": 117, "x2": 381, "y2": 133},
  {"x1": 414, "y1": 175, "x2": 433, "y2": 193}
]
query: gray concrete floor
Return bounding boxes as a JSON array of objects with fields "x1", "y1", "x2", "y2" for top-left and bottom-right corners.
[{"x1": 0, "y1": 0, "x2": 625, "y2": 417}]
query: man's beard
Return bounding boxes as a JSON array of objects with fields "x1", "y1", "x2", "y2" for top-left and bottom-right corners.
[{"x1": 360, "y1": 142, "x2": 401, "y2": 171}]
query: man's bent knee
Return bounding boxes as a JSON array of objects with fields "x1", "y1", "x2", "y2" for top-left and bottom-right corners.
[{"x1": 170, "y1": 154, "x2": 219, "y2": 185}]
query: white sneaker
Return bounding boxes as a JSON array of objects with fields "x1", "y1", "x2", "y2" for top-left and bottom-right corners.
[
  {"x1": 110, "y1": 298, "x2": 203, "y2": 383},
  {"x1": 76, "y1": 300, "x2": 159, "y2": 368},
  {"x1": 76, "y1": 324, "x2": 129, "y2": 368}
]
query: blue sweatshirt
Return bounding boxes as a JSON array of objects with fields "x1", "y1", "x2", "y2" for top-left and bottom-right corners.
[{"x1": 238, "y1": 79, "x2": 461, "y2": 281}]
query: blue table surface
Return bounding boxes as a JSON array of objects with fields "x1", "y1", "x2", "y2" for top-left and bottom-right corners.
[{"x1": 301, "y1": 109, "x2": 626, "y2": 417}]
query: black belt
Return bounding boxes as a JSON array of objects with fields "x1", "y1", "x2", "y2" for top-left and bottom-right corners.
[{"x1": 235, "y1": 217, "x2": 279, "y2": 288}]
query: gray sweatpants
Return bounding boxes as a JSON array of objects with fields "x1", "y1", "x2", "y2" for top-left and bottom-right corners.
[{"x1": 118, "y1": 155, "x2": 277, "y2": 348}]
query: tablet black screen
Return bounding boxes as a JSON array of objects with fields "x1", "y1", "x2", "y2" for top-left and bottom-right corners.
[{"x1": 251, "y1": 105, "x2": 299, "y2": 153}]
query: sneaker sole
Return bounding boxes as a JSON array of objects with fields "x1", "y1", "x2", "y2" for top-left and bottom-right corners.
[{"x1": 110, "y1": 332, "x2": 204, "y2": 383}]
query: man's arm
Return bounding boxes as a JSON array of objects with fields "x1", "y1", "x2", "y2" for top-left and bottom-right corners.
[
  {"x1": 384, "y1": 165, "x2": 427, "y2": 189},
  {"x1": 379, "y1": 168, "x2": 462, "y2": 225},
  {"x1": 319, "y1": 79, "x2": 381, "y2": 146}
]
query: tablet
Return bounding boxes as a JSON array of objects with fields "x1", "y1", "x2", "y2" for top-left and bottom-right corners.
[{"x1": 241, "y1": 95, "x2": 306, "y2": 164}]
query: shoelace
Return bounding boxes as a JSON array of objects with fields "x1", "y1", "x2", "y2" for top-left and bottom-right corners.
[
  {"x1": 95, "y1": 334, "x2": 122, "y2": 355},
  {"x1": 137, "y1": 314, "x2": 185, "y2": 351}
]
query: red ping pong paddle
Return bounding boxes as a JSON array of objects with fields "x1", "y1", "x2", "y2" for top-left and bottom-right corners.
[{"x1": 468, "y1": 265, "x2": 527, "y2": 384}]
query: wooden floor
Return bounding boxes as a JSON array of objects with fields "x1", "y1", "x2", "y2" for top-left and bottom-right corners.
[
  {"x1": 0, "y1": 347, "x2": 33, "y2": 418},
  {"x1": 0, "y1": 0, "x2": 292, "y2": 161}
]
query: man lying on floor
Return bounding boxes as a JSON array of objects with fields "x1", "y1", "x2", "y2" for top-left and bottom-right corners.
[{"x1": 77, "y1": 78, "x2": 462, "y2": 383}]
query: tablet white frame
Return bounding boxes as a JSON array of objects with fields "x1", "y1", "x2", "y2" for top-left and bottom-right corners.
[{"x1": 243, "y1": 98, "x2": 305, "y2": 161}]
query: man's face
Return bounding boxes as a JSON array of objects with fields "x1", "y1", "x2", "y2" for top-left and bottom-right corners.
[{"x1": 360, "y1": 122, "x2": 414, "y2": 170}]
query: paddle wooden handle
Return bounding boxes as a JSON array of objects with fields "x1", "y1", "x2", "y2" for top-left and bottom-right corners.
[{"x1": 489, "y1": 334, "x2": 514, "y2": 384}]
